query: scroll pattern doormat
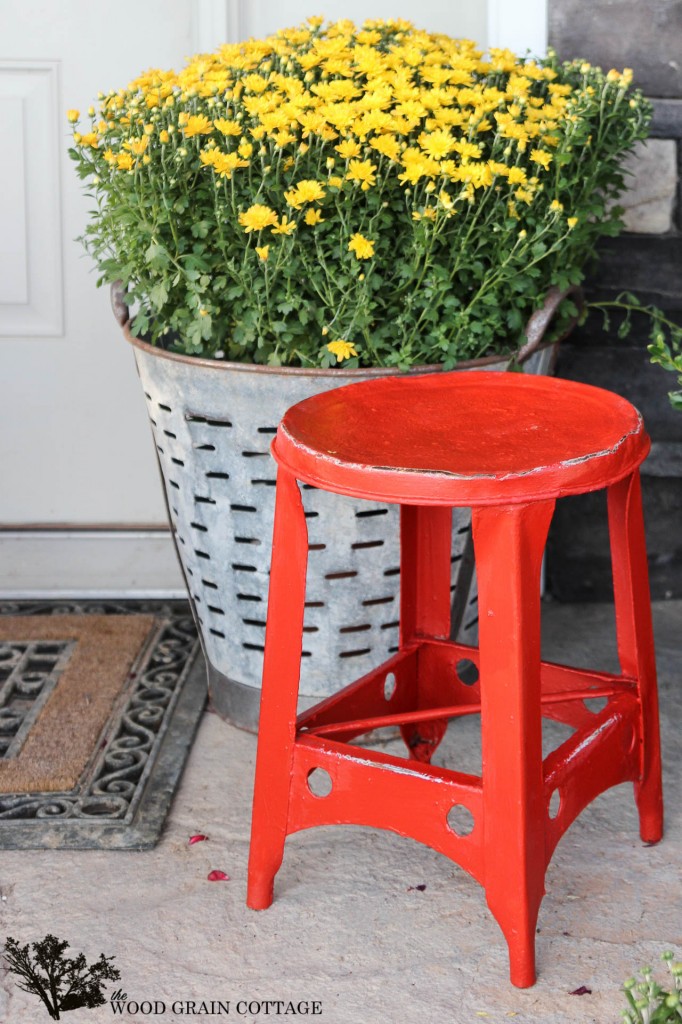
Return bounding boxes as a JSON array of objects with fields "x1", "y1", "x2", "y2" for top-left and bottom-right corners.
[{"x1": 0, "y1": 601, "x2": 204, "y2": 850}]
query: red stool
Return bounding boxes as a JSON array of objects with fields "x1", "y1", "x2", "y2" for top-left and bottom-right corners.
[{"x1": 247, "y1": 371, "x2": 663, "y2": 987}]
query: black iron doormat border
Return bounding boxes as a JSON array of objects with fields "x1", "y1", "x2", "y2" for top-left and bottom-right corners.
[{"x1": 0, "y1": 601, "x2": 205, "y2": 850}]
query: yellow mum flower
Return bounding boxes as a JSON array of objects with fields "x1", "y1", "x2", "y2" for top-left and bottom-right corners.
[
  {"x1": 284, "y1": 179, "x2": 325, "y2": 207},
  {"x1": 530, "y1": 148, "x2": 552, "y2": 170},
  {"x1": 183, "y1": 114, "x2": 212, "y2": 137},
  {"x1": 370, "y1": 135, "x2": 401, "y2": 161},
  {"x1": 550, "y1": 199, "x2": 564, "y2": 212},
  {"x1": 567, "y1": 216, "x2": 578, "y2": 229},
  {"x1": 124, "y1": 136, "x2": 149, "y2": 155},
  {"x1": 271, "y1": 215, "x2": 297, "y2": 236},
  {"x1": 116, "y1": 152, "x2": 134, "y2": 171},
  {"x1": 255, "y1": 245, "x2": 270, "y2": 261},
  {"x1": 66, "y1": 109, "x2": 80, "y2": 123},
  {"x1": 327, "y1": 340, "x2": 358, "y2": 362},
  {"x1": 345, "y1": 159, "x2": 377, "y2": 190},
  {"x1": 507, "y1": 166, "x2": 527, "y2": 185},
  {"x1": 304, "y1": 208, "x2": 324, "y2": 225},
  {"x1": 348, "y1": 233, "x2": 375, "y2": 259},
  {"x1": 159, "y1": 129, "x2": 170, "y2": 143},
  {"x1": 76, "y1": 132, "x2": 99, "y2": 150},
  {"x1": 214, "y1": 117, "x2": 242, "y2": 136},
  {"x1": 238, "y1": 204, "x2": 279, "y2": 233},
  {"x1": 420, "y1": 130, "x2": 454, "y2": 160},
  {"x1": 335, "y1": 139, "x2": 362, "y2": 159},
  {"x1": 238, "y1": 140, "x2": 253, "y2": 158}
]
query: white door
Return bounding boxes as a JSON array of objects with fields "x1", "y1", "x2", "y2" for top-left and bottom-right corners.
[{"x1": 0, "y1": 0, "x2": 545, "y2": 596}]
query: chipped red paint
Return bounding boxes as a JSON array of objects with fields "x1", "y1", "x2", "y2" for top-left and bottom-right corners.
[{"x1": 247, "y1": 371, "x2": 663, "y2": 989}]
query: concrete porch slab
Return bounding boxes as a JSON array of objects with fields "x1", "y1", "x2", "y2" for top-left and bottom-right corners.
[{"x1": 0, "y1": 599, "x2": 680, "y2": 1023}]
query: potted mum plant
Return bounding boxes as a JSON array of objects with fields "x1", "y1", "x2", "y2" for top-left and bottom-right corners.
[{"x1": 70, "y1": 17, "x2": 653, "y2": 727}]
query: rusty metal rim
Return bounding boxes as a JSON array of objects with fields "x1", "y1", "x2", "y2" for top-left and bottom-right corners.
[{"x1": 122, "y1": 323, "x2": 526, "y2": 376}]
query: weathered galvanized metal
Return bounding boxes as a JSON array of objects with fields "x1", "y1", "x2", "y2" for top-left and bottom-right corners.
[
  {"x1": 114, "y1": 284, "x2": 578, "y2": 729},
  {"x1": 248, "y1": 370, "x2": 662, "y2": 989}
]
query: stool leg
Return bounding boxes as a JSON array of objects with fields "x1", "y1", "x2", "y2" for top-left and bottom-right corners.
[
  {"x1": 607, "y1": 470, "x2": 663, "y2": 844},
  {"x1": 399, "y1": 504, "x2": 452, "y2": 762},
  {"x1": 472, "y1": 500, "x2": 555, "y2": 988},
  {"x1": 247, "y1": 468, "x2": 309, "y2": 911}
]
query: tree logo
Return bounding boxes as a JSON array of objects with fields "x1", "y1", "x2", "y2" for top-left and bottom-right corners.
[{"x1": 3, "y1": 934, "x2": 120, "y2": 1019}]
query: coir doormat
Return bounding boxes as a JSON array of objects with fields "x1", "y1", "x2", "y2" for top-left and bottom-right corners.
[{"x1": 0, "y1": 601, "x2": 205, "y2": 850}]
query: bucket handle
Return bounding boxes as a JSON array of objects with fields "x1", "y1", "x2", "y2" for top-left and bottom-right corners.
[
  {"x1": 515, "y1": 284, "x2": 584, "y2": 366},
  {"x1": 111, "y1": 280, "x2": 129, "y2": 328}
]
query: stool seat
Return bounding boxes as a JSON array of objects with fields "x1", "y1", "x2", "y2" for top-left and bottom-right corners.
[{"x1": 275, "y1": 371, "x2": 648, "y2": 505}]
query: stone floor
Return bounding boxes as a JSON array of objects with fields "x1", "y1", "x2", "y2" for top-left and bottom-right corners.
[{"x1": 0, "y1": 599, "x2": 680, "y2": 1024}]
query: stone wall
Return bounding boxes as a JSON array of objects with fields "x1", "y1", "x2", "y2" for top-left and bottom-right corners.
[{"x1": 546, "y1": 0, "x2": 682, "y2": 600}]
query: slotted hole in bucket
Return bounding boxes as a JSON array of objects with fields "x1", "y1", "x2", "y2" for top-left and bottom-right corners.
[
  {"x1": 339, "y1": 624, "x2": 371, "y2": 634},
  {"x1": 339, "y1": 648, "x2": 372, "y2": 659},
  {"x1": 352, "y1": 540, "x2": 384, "y2": 550},
  {"x1": 356, "y1": 509, "x2": 388, "y2": 518}
]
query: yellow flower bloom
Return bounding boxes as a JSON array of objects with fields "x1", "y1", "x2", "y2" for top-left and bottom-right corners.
[
  {"x1": 238, "y1": 140, "x2": 254, "y2": 158},
  {"x1": 567, "y1": 216, "x2": 578, "y2": 229},
  {"x1": 124, "y1": 136, "x2": 149, "y2": 156},
  {"x1": 420, "y1": 130, "x2": 454, "y2": 160},
  {"x1": 159, "y1": 129, "x2": 170, "y2": 143},
  {"x1": 271, "y1": 215, "x2": 297, "y2": 236},
  {"x1": 213, "y1": 117, "x2": 242, "y2": 136},
  {"x1": 335, "y1": 138, "x2": 362, "y2": 160},
  {"x1": 76, "y1": 132, "x2": 99, "y2": 149},
  {"x1": 183, "y1": 114, "x2": 212, "y2": 137},
  {"x1": 530, "y1": 148, "x2": 552, "y2": 170},
  {"x1": 238, "y1": 203, "x2": 279, "y2": 232},
  {"x1": 550, "y1": 199, "x2": 564, "y2": 212},
  {"x1": 67, "y1": 109, "x2": 80, "y2": 123},
  {"x1": 507, "y1": 166, "x2": 527, "y2": 185},
  {"x1": 345, "y1": 159, "x2": 377, "y2": 190},
  {"x1": 304, "y1": 208, "x2": 324, "y2": 225},
  {"x1": 370, "y1": 134, "x2": 401, "y2": 161},
  {"x1": 348, "y1": 233, "x2": 375, "y2": 259},
  {"x1": 327, "y1": 340, "x2": 358, "y2": 362},
  {"x1": 255, "y1": 245, "x2": 270, "y2": 261},
  {"x1": 116, "y1": 152, "x2": 134, "y2": 171},
  {"x1": 284, "y1": 179, "x2": 326, "y2": 207}
]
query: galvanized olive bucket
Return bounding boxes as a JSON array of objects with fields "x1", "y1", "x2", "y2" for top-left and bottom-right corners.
[{"x1": 114, "y1": 285, "x2": 577, "y2": 730}]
